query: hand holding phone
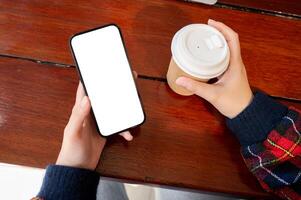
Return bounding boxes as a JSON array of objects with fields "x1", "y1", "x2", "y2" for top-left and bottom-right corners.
[
  {"x1": 70, "y1": 24, "x2": 145, "y2": 136},
  {"x1": 57, "y1": 82, "x2": 135, "y2": 170}
]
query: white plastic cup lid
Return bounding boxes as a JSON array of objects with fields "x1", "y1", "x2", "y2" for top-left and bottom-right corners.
[{"x1": 171, "y1": 24, "x2": 230, "y2": 79}]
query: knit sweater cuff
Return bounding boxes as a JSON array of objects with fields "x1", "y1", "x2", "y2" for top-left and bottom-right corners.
[
  {"x1": 37, "y1": 165, "x2": 99, "y2": 200},
  {"x1": 226, "y1": 92, "x2": 288, "y2": 147}
]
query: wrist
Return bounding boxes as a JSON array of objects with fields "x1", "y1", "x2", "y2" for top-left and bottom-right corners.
[
  {"x1": 234, "y1": 91, "x2": 254, "y2": 119},
  {"x1": 56, "y1": 150, "x2": 95, "y2": 171},
  {"x1": 226, "y1": 90, "x2": 254, "y2": 119}
]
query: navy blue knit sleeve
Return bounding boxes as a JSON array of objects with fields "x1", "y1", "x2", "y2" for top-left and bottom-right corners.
[
  {"x1": 37, "y1": 165, "x2": 99, "y2": 200},
  {"x1": 226, "y1": 92, "x2": 288, "y2": 147}
]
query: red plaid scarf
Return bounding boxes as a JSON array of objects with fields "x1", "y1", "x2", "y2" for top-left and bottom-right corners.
[{"x1": 242, "y1": 107, "x2": 301, "y2": 200}]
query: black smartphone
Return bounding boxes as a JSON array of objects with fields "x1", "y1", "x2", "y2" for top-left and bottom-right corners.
[{"x1": 70, "y1": 24, "x2": 145, "y2": 136}]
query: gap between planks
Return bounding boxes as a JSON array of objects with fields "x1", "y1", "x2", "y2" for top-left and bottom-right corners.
[
  {"x1": 0, "y1": 54, "x2": 301, "y2": 103},
  {"x1": 214, "y1": 2, "x2": 301, "y2": 19},
  {"x1": 0, "y1": 54, "x2": 300, "y2": 104}
]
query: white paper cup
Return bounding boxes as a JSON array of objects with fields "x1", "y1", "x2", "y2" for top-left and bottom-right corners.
[{"x1": 167, "y1": 24, "x2": 230, "y2": 96}]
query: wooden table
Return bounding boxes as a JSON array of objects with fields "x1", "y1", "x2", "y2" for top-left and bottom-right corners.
[{"x1": 0, "y1": 0, "x2": 300, "y2": 199}]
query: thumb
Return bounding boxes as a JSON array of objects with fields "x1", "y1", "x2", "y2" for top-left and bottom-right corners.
[
  {"x1": 176, "y1": 77, "x2": 216, "y2": 102},
  {"x1": 67, "y1": 96, "x2": 91, "y2": 133}
]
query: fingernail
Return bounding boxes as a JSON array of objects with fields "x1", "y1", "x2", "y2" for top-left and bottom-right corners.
[
  {"x1": 126, "y1": 134, "x2": 133, "y2": 141},
  {"x1": 80, "y1": 96, "x2": 88, "y2": 108},
  {"x1": 176, "y1": 77, "x2": 186, "y2": 86},
  {"x1": 208, "y1": 19, "x2": 216, "y2": 23}
]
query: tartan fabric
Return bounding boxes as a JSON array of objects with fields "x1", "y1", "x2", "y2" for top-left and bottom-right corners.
[{"x1": 242, "y1": 107, "x2": 301, "y2": 200}]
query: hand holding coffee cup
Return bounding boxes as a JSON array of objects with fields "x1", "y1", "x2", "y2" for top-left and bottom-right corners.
[
  {"x1": 167, "y1": 21, "x2": 230, "y2": 96},
  {"x1": 175, "y1": 19, "x2": 253, "y2": 119}
]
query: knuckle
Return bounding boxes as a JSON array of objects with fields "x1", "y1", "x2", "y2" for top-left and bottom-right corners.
[
  {"x1": 71, "y1": 106, "x2": 77, "y2": 114},
  {"x1": 64, "y1": 125, "x2": 70, "y2": 134},
  {"x1": 233, "y1": 32, "x2": 239, "y2": 40},
  {"x1": 72, "y1": 105, "x2": 81, "y2": 116}
]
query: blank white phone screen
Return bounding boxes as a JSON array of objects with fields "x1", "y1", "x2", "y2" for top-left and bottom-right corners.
[{"x1": 71, "y1": 25, "x2": 144, "y2": 136}]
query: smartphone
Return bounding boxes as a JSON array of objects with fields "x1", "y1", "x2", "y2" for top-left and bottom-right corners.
[{"x1": 70, "y1": 24, "x2": 145, "y2": 136}]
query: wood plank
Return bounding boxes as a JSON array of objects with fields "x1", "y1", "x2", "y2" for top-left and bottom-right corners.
[
  {"x1": 1, "y1": 57, "x2": 300, "y2": 198},
  {"x1": 218, "y1": 0, "x2": 301, "y2": 17},
  {"x1": 0, "y1": 0, "x2": 300, "y2": 100}
]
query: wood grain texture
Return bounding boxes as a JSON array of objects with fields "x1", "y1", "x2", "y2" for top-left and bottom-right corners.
[
  {"x1": 0, "y1": 57, "x2": 300, "y2": 198},
  {"x1": 0, "y1": 0, "x2": 300, "y2": 99},
  {"x1": 218, "y1": 0, "x2": 301, "y2": 17}
]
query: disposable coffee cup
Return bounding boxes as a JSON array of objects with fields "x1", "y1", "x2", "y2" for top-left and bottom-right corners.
[{"x1": 167, "y1": 24, "x2": 230, "y2": 96}]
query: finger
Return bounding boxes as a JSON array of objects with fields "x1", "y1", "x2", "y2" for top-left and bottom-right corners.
[
  {"x1": 208, "y1": 19, "x2": 241, "y2": 63},
  {"x1": 75, "y1": 82, "x2": 86, "y2": 105},
  {"x1": 176, "y1": 77, "x2": 217, "y2": 103},
  {"x1": 67, "y1": 96, "x2": 91, "y2": 133},
  {"x1": 133, "y1": 71, "x2": 138, "y2": 79},
  {"x1": 119, "y1": 131, "x2": 133, "y2": 141}
]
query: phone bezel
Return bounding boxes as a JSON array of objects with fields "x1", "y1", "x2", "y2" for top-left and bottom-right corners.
[{"x1": 69, "y1": 23, "x2": 146, "y2": 137}]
